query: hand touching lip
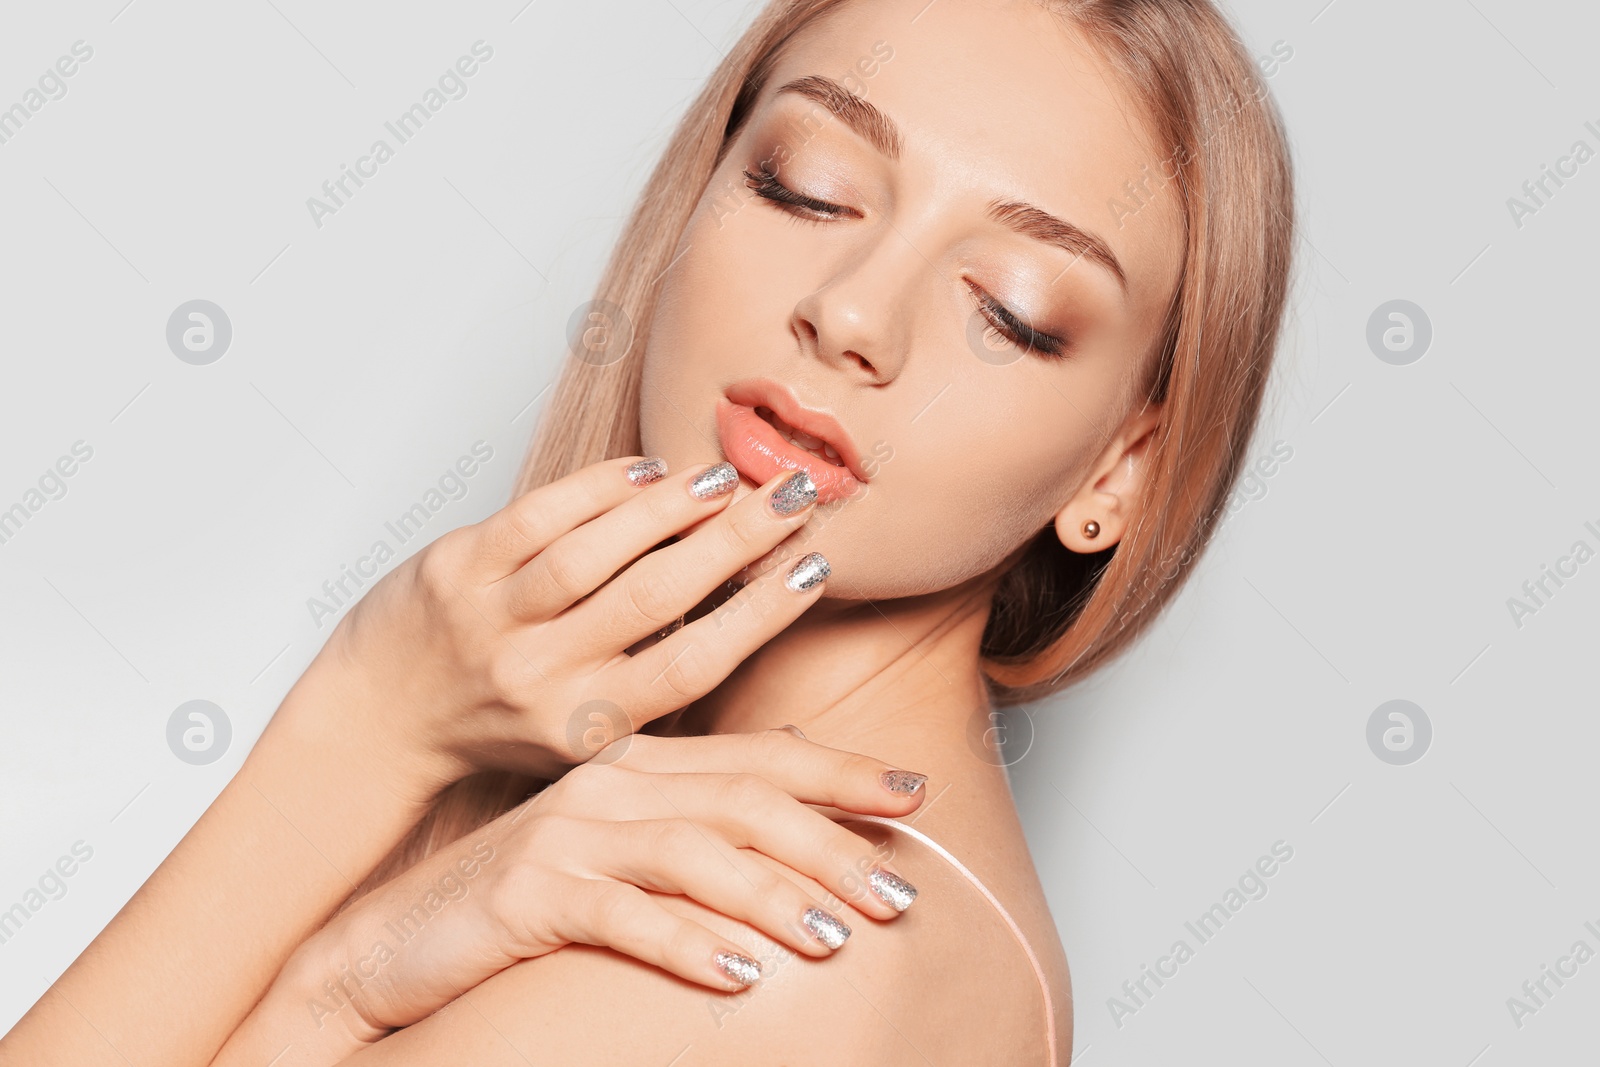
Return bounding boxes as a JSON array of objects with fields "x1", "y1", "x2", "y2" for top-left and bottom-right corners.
[
  {"x1": 723, "y1": 378, "x2": 868, "y2": 485},
  {"x1": 716, "y1": 384, "x2": 866, "y2": 507}
]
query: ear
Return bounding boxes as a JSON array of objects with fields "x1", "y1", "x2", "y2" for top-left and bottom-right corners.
[{"x1": 1053, "y1": 402, "x2": 1162, "y2": 554}]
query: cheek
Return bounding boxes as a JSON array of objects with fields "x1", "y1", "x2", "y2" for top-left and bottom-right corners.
[
  {"x1": 937, "y1": 372, "x2": 1112, "y2": 512},
  {"x1": 643, "y1": 204, "x2": 774, "y2": 371},
  {"x1": 828, "y1": 380, "x2": 1112, "y2": 597},
  {"x1": 636, "y1": 233, "x2": 736, "y2": 451},
  {"x1": 639, "y1": 188, "x2": 807, "y2": 452}
]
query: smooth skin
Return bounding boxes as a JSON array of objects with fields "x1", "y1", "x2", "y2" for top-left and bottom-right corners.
[
  {"x1": 212, "y1": 731, "x2": 926, "y2": 1067},
  {"x1": 327, "y1": 456, "x2": 853, "y2": 782},
  {"x1": 2, "y1": 460, "x2": 921, "y2": 1066},
  {"x1": 4, "y1": 0, "x2": 1187, "y2": 1063},
  {"x1": 341, "y1": 0, "x2": 1182, "y2": 1061}
]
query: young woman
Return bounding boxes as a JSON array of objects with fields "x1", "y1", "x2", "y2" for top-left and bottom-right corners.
[{"x1": 4, "y1": 0, "x2": 1293, "y2": 1063}]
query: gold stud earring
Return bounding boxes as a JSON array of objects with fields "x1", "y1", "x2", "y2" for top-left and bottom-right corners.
[{"x1": 1082, "y1": 520, "x2": 1101, "y2": 540}]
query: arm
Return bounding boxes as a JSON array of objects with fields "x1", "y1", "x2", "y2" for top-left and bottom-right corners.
[
  {"x1": 323, "y1": 821, "x2": 1059, "y2": 1067},
  {"x1": 2, "y1": 644, "x2": 454, "y2": 1067},
  {"x1": 207, "y1": 731, "x2": 927, "y2": 1067},
  {"x1": 328, "y1": 822, "x2": 930, "y2": 1067},
  {"x1": 4, "y1": 455, "x2": 829, "y2": 1066}
]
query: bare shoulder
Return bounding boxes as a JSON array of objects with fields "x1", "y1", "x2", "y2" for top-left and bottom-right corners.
[{"x1": 340, "y1": 819, "x2": 1067, "y2": 1065}]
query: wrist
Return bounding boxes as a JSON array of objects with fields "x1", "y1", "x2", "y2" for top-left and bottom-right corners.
[
  {"x1": 272, "y1": 635, "x2": 468, "y2": 804},
  {"x1": 210, "y1": 939, "x2": 383, "y2": 1067},
  {"x1": 281, "y1": 932, "x2": 391, "y2": 1050}
]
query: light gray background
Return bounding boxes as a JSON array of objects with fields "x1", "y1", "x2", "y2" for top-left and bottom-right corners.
[{"x1": 1, "y1": 0, "x2": 1595, "y2": 1062}]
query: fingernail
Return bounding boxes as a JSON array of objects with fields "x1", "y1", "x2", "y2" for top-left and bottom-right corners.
[
  {"x1": 868, "y1": 867, "x2": 918, "y2": 912},
  {"x1": 880, "y1": 770, "x2": 927, "y2": 795},
  {"x1": 689, "y1": 461, "x2": 738, "y2": 499},
  {"x1": 780, "y1": 723, "x2": 806, "y2": 740},
  {"x1": 802, "y1": 907, "x2": 851, "y2": 950},
  {"x1": 769, "y1": 469, "x2": 817, "y2": 515},
  {"x1": 626, "y1": 456, "x2": 668, "y2": 486},
  {"x1": 714, "y1": 950, "x2": 761, "y2": 986},
  {"x1": 784, "y1": 551, "x2": 830, "y2": 592}
]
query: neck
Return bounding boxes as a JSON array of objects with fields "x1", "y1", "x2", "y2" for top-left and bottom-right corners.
[{"x1": 670, "y1": 564, "x2": 1007, "y2": 781}]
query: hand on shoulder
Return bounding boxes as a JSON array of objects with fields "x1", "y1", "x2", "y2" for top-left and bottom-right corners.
[{"x1": 336, "y1": 815, "x2": 1059, "y2": 1066}]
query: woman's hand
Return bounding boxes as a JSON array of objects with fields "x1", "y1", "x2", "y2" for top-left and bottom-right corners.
[
  {"x1": 325, "y1": 455, "x2": 830, "y2": 788},
  {"x1": 216, "y1": 730, "x2": 928, "y2": 1066},
  {"x1": 2, "y1": 457, "x2": 830, "y2": 1067}
]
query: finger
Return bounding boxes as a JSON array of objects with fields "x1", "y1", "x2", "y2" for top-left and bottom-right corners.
[
  {"x1": 468, "y1": 455, "x2": 673, "y2": 580},
  {"x1": 609, "y1": 728, "x2": 928, "y2": 818},
  {"x1": 632, "y1": 770, "x2": 920, "y2": 921},
  {"x1": 561, "y1": 465, "x2": 821, "y2": 650},
  {"x1": 583, "y1": 818, "x2": 852, "y2": 958},
  {"x1": 492, "y1": 460, "x2": 744, "y2": 622},
  {"x1": 556, "y1": 878, "x2": 766, "y2": 992},
  {"x1": 603, "y1": 549, "x2": 828, "y2": 729}
]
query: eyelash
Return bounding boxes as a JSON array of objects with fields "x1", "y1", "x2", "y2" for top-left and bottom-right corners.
[
  {"x1": 742, "y1": 165, "x2": 852, "y2": 220},
  {"x1": 966, "y1": 284, "x2": 1067, "y2": 359},
  {"x1": 741, "y1": 166, "x2": 1069, "y2": 359}
]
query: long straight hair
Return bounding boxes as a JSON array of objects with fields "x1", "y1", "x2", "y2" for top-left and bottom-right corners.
[{"x1": 346, "y1": 0, "x2": 1295, "y2": 901}]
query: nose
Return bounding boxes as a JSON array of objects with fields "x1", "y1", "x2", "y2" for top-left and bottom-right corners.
[{"x1": 790, "y1": 228, "x2": 924, "y2": 384}]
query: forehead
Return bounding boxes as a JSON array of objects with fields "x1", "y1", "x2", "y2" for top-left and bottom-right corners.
[{"x1": 753, "y1": 0, "x2": 1184, "y2": 308}]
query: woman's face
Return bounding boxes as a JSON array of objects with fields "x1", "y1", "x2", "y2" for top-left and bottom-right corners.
[{"x1": 639, "y1": 0, "x2": 1184, "y2": 600}]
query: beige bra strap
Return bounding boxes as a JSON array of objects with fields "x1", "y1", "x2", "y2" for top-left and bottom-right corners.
[{"x1": 847, "y1": 815, "x2": 1058, "y2": 1066}]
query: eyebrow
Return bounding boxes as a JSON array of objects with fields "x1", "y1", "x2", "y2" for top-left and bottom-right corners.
[{"x1": 773, "y1": 74, "x2": 1129, "y2": 292}]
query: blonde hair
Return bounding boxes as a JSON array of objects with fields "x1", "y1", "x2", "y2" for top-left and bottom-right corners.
[{"x1": 346, "y1": 0, "x2": 1295, "y2": 900}]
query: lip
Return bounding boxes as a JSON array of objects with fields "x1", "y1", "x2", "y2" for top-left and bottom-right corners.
[{"x1": 716, "y1": 379, "x2": 867, "y2": 505}]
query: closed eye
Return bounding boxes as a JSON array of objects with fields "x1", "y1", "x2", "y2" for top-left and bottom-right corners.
[
  {"x1": 742, "y1": 166, "x2": 856, "y2": 220},
  {"x1": 966, "y1": 281, "x2": 1068, "y2": 358},
  {"x1": 741, "y1": 166, "x2": 1068, "y2": 359}
]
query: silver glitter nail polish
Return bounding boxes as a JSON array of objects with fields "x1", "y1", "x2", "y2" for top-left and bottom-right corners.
[
  {"x1": 802, "y1": 907, "x2": 851, "y2": 950},
  {"x1": 689, "y1": 461, "x2": 739, "y2": 499},
  {"x1": 768, "y1": 469, "x2": 817, "y2": 515},
  {"x1": 714, "y1": 950, "x2": 762, "y2": 986},
  {"x1": 868, "y1": 867, "x2": 918, "y2": 912},
  {"x1": 784, "y1": 551, "x2": 830, "y2": 592},
  {"x1": 625, "y1": 456, "x2": 668, "y2": 486},
  {"x1": 880, "y1": 770, "x2": 928, "y2": 795}
]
